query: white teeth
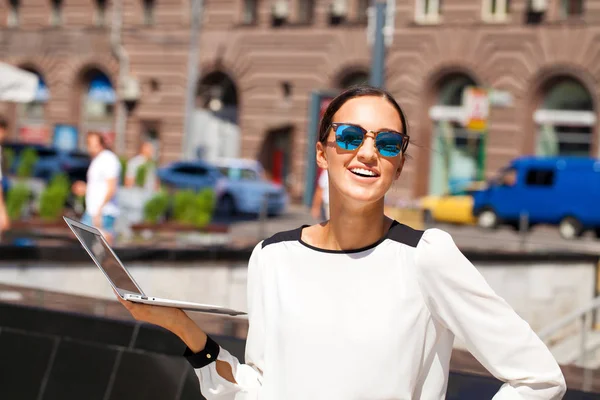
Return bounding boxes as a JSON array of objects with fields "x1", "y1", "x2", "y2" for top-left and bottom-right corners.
[{"x1": 350, "y1": 168, "x2": 377, "y2": 177}]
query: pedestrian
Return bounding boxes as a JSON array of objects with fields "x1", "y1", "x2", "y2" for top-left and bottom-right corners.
[
  {"x1": 0, "y1": 118, "x2": 9, "y2": 233},
  {"x1": 124, "y1": 140, "x2": 159, "y2": 192},
  {"x1": 72, "y1": 132, "x2": 121, "y2": 244},
  {"x1": 310, "y1": 168, "x2": 329, "y2": 220},
  {"x1": 114, "y1": 85, "x2": 566, "y2": 399}
]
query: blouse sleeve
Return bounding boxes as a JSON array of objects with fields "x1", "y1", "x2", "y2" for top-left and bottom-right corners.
[
  {"x1": 414, "y1": 229, "x2": 566, "y2": 399},
  {"x1": 193, "y1": 242, "x2": 265, "y2": 399}
]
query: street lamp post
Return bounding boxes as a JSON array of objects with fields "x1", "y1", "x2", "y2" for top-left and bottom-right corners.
[
  {"x1": 182, "y1": 0, "x2": 205, "y2": 159},
  {"x1": 369, "y1": 1, "x2": 387, "y2": 88}
]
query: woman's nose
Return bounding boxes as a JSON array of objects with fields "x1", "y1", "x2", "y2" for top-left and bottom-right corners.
[{"x1": 356, "y1": 134, "x2": 377, "y2": 162}]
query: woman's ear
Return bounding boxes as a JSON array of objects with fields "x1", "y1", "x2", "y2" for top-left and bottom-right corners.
[
  {"x1": 316, "y1": 141, "x2": 328, "y2": 169},
  {"x1": 394, "y1": 156, "x2": 405, "y2": 180}
]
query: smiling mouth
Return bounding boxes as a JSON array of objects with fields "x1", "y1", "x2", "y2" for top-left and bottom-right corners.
[{"x1": 349, "y1": 168, "x2": 379, "y2": 178}]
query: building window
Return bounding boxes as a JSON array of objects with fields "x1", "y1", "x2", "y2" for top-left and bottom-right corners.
[
  {"x1": 298, "y1": 0, "x2": 315, "y2": 23},
  {"x1": 416, "y1": 0, "x2": 441, "y2": 23},
  {"x1": 243, "y1": 0, "x2": 258, "y2": 24},
  {"x1": 50, "y1": 0, "x2": 63, "y2": 26},
  {"x1": 143, "y1": 0, "x2": 156, "y2": 25},
  {"x1": 95, "y1": 0, "x2": 107, "y2": 26},
  {"x1": 561, "y1": 0, "x2": 583, "y2": 17},
  {"x1": 339, "y1": 71, "x2": 370, "y2": 89},
  {"x1": 357, "y1": 0, "x2": 369, "y2": 23},
  {"x1": 8, "y1": 0, "x2": 20, "y2": 27},
  {"x1": 483, "y1": 0, "x2": 510, "y2": 21},
  {"x1": 81, "y1": 72, "x2": 116, "y2": 149},
  {"x1": 17, "y1": 73, "x2": 51, "y2": 145},
  {"x1": 534, "y1": 79, "x2": 594, "y2": 157}
]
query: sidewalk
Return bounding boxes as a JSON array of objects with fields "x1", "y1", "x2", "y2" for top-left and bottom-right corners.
[{"x1": 228, "y1": 203, "x2": 315, "y2": 247}]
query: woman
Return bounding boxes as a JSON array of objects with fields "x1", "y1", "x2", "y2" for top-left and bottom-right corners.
[{"x1": 116, "y1": 86, "x2": 566, "y2": 399}]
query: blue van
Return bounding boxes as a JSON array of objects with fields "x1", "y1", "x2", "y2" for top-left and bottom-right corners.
[{"x1": 472, "y1": 156, "x2": 600, "y2": 239}]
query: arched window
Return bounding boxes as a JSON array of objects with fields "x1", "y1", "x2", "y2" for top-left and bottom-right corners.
[
  {"x1": 187, "y1": 72, "x2": 240, "y2": 160},
  {"x1": 338, "y1": 70, "x2": 370, "y2": 89},
  {"x1": 17, "y1": 71, "x2": 50, "y2": 144},
  {"x1": 196, "y1": 71, "x2": 238, "y2": 124},
  {"x1": 428, "y1": 74, "x2": 485, "y2": 195},
  {"x1": 534, "y1": 78, "x2": 594, "y2": 157},
  {"x1": 81, "y1": 71, "x2": 115, "y2": 149}
]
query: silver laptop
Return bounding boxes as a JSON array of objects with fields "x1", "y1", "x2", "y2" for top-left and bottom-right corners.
[{"x1": 64, "y1": 216, "x2": 246, "y2": 317}]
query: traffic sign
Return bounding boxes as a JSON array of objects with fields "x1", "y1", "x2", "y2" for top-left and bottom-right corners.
[{"x1": 462, "y1": 87, "x2": 489, "y2": 132}]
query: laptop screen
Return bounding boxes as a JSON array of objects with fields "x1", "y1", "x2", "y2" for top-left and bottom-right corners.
[{"x1": 71, "y1": 224, "x2": 142, "y2": 295}]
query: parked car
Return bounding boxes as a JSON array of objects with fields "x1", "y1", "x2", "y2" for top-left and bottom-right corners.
[
  {"x1": 157, "y1": 158, "x2": 288, "y2": 216},
  {"x1": 472, "y1": 156, "x2": 600, "y2": 239},
  {"x1": 213, "y1": 158, "x2": 288, "y2": 216},
  {"x1": 419, "y1": 182, "x2": 486, "y2": 225},
  {"x1": 2, "y1": 141, "x2": 91, "y2": 183},
  {"x1": 419, "y1": 193, "x2": 476, "y2": 225},
  {"x1": 157, "y1": 160, "x2": 224, "y2": 192}
]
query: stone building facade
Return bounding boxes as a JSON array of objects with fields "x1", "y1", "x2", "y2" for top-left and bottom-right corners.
[{"x1": 1, "y1": 0, "x2": 598, "y2": 201}]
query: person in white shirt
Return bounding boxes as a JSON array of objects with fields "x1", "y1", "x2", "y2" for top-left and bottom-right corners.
[
  {"x1": 124, "y1": 140, "x2": 159, "y2": 192},
  {"x1": 114, "y1": 86, "x2": 566, "y2": 399},
  {"x1": 72, "y1": 132, "x2": 121, "y2": 244},
  {"x1": 0, "y1": 118, "x2": 9, "y2": 233},
  {"x1": 311, "y1": 168, "x2": 329, "y2": 220}
]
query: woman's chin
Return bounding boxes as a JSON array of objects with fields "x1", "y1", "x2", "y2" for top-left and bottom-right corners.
[{"x1": 339, "y1": 188, "x2": 387, "y2": 206}]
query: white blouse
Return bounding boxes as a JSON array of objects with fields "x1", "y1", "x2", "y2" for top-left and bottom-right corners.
[{"x1": 194, "y1": 223, "x2": 566, "y2": 399}]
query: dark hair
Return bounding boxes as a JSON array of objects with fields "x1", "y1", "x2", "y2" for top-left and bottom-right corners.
[
  {"x1": 318, "y1": 85, "x2": 409, "y2": 147},
  {"x1": 87, "y1": 131, "x2": 108, "y2": 149},
  {"x1": 0, "y1": 117, "x2": 8, "y2": 130}
]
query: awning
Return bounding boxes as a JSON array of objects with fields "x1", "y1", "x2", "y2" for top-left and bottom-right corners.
[
  {"x1": 534, "y1": 109, "x2": 596, "y2": 127},
  {"x1": 87, "y1": 75, "x2": 116, "y2": 104},
  {"x1": 0, "y1": 63, "x2": 39, "y2": 103}
]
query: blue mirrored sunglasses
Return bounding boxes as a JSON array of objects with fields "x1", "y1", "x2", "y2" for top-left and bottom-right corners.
[{"x1": 330, "y1": 123, "x2": 409, "y2": 157}]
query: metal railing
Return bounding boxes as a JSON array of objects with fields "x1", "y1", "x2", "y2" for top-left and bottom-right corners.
[{"x1": 537, "y1": 295, "x2": 600, "y2": 392}]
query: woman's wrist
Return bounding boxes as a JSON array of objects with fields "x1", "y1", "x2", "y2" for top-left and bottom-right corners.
[{"x1": 173, "y1": 313, "x2": 208, "y2": 353}]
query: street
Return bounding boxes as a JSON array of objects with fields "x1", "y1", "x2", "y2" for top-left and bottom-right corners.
[{"x1": 228, "y1": 205, "x2": 600, "y2": 254}]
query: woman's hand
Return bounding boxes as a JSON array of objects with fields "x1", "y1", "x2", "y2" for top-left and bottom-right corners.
[
  {"x1": 115, "y1": 292, "x2": 236, "y2": 382},
  {"x1": 114, "y1": 291, "x2": 208, "y2": 352},
  {"x1": 115, "y1": 292, "x2": 186, "y2": 332}
]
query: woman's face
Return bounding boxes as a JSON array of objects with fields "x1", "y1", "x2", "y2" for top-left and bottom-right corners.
[{"x1": 316, "y1": 96, "x2": 405, "y2": 205}]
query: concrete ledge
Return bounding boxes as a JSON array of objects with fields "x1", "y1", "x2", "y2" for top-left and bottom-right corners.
[{"x1": 1, "y1": 242, "x2": 598, "y2": 264}]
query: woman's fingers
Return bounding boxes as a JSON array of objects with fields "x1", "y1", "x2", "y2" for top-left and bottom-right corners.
[{"x1": 111, "y1": 289, "x2": 186, "y2": 333}]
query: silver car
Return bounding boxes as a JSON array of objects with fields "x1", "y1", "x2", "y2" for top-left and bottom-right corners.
[{"x1": 213, "y1": 158, "x2": 289, "y2": 216}]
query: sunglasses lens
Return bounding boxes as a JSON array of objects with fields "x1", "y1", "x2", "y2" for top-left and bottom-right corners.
[
  {"x1": 376, "y1": 131, "x2": 403, "y2": 157},
  {"x1": 335, "y1": 125, "x2": 364, "y2": 150}
]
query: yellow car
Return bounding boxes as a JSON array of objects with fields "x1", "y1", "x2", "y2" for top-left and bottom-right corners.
[
  {"x1": 419, "y1": 181, "x2": 488, "y2": 225},
  {"x1": 419, "y1": 193, "x2": 476, "y2": 225}
]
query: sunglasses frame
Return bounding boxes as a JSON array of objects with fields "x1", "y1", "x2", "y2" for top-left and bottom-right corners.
[{"x1": 330, "y1": 122, "x2": 410, "y2": 156}]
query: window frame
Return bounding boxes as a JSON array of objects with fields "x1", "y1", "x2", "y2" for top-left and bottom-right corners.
[
  {"x1": 50, "y1": 0, "x2": 63, "y2": 27},
  {"x1": 242, "y1": 0, "x2": 259, "y2": 25},
  {"x1": 297, "y1": 0, "x2": 316, "y2": 24},
  {"x1": 143, "y1": 0, "x2": 156, "y2": 26},
  {"x1": 7, "y1": 0, "x2": 20, "y2": 27},
  {"x1": 560, "y1": 0, "x2": 584, "y2": 18},
  {"x1": 415, "y1": 0, "x2": 441, "y2": 24},
  {"x1": 94, "y1": 0, "x2": 108, "y2": 27},
  {"x1": 482, "y1": 0, "x2": 510, "y2": 22}
]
